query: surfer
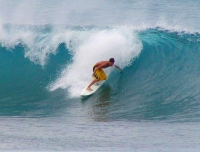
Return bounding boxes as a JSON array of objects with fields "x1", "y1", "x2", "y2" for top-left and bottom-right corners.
[{"x1": 86, "y1": 58, "x2": 121, "y2": 91}]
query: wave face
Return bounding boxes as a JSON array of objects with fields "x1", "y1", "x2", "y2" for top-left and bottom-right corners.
[
  {"x1": 114, "y1": 29, "x2": 200, "y2": 122},
  {"x1": 0, "y1": 0, "x2": 200, "y2": 123},
  {"x1": 0, "y1": 25, "x2": 200, "y2": 122}
]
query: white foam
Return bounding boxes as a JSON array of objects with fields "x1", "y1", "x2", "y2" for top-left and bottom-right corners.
[
  {"x1": 49, "y1": 27, "x2": 143, "y2": 97},
  {"x1": 0, "y1": 25, "x2": 64, "y2": 66}
]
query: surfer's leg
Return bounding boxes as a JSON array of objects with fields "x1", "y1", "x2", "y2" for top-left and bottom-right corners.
[
  {"x1": 87, "y1": 68, "x2": 103, "y2": 91},
  {"x1": 87, "y1": 79, "x2": 101, "y2": 91}
]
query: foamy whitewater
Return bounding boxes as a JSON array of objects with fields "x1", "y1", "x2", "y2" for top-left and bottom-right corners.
[{"x1": 0, "y1": 0, "x2": 200, "y2": 151}]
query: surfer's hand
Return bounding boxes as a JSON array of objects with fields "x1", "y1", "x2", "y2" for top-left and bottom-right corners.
[
  {"x1": 117, "y1": 66, "x2": 122, "y2": 71},
  {"x1": 118, "y1": 68, "x2": 122, "y2": 72}
]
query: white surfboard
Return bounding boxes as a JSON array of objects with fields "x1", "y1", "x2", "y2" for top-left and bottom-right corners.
[{"x1": 80, "y1": 82, "x2": 103, "y2": 96}]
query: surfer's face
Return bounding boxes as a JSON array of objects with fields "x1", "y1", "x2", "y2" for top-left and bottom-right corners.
[{"x1": 110, "y1": 61, "x2": 114, "y2": 65}]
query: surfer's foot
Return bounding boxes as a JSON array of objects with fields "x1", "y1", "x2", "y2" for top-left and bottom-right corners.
[{"x1": 86, "y1": 87, "x2": 93, "y2": 91}]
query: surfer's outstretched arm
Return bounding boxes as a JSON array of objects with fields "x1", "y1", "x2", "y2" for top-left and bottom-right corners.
[{"x1": 114, "y1": 64, "x2": 122, "y2": 71}]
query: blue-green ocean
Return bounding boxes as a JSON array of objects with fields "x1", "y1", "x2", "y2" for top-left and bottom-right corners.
[{"x1": 0, "y1": 0, "x2": 200, "y2": 151}]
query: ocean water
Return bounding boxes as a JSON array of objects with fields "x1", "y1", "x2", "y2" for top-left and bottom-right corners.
[{"x1": 0, "y1": 0, "x2": 200, "y2": 151}]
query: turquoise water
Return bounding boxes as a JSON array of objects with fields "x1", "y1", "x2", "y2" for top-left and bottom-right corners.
[{"x1": 0, "y1": 0, "x2": 200, "y2": 151}]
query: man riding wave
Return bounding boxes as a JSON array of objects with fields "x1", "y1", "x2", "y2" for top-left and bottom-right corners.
[{"x1": 87, "y1": 58, "x2": 121, "y2": 91}]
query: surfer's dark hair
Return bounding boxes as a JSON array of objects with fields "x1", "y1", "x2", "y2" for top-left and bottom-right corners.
[{"x1": 109, "y1": 58, "x2": 115, "y2": 63}]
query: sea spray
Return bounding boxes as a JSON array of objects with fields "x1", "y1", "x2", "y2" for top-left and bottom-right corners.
[{"x1": 49, "y1": 27, "x2": 143, "y2": 97}]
